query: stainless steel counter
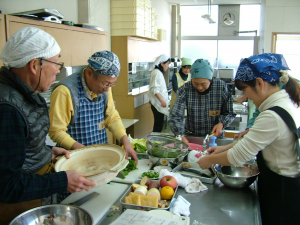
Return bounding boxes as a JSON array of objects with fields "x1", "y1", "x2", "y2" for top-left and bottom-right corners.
[{"x1": 97, "y1": 179, "x2": 261, "y2": 225}]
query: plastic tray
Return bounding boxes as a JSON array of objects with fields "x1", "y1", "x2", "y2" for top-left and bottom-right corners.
[
  {"x1": 111, "y1": 7, "x2": 145, "y2": 16},
  {"x1": 120, "y1": 179, "x2": 178, "y2": 211},
  {"x1": 111, "y1": 14, "x2": 144, "y2": 22},
  {"x1": 111, "y1": 0, "x2": 145, "y2": 8},
  {"x1": 172, "y1": 162, "x2": 217, "y2": 184}
]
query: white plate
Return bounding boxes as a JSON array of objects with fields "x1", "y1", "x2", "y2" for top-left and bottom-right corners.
[
  {"x1": 154, "y1": 166, "x2": 172, "y2": 172},
  {"x1": 140, "y1": 170, "x2": 159, "y2": 179}
]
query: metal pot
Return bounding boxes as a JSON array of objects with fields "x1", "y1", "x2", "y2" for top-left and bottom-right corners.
[{"x1": 9, "y1": 204, "x2": 93, "y2": 225}]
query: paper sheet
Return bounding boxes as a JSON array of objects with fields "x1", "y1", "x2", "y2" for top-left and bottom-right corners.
[{"x1": 110, "y1": 209, "x2": 187, "y2": 225}]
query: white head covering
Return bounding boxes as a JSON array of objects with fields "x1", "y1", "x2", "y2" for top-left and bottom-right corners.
[
  {"x1": 0, "y1": 27, "x2": 61, "y2": 69},
  {"x1": 150, "y1": 54, "x2": 170, "y2": 71}
]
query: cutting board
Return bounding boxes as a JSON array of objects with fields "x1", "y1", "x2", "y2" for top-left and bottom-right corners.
[
  {"x1": 112, "y1": 159, "x2": 153, "y2": 184},
  {"x1": 61, "y1": 182, "x2": 129, "y2": 225}
]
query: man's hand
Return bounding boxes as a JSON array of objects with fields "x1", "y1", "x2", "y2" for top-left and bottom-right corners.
[
  {"x1": 233, "y1": 129, "x2": 249, "y2": 140},
  {"x1": 211, "y1": 123, "x2": 224, "y2": 137},
  {"x1": 52, "y1": 146, "x2": 70, "y2": 163},
  {"x1": 120, "y1": 135, "x2": 138, "y2": 166},
  {"x1": 65, "y1": 170, "x2": 96, "y2": 193}
]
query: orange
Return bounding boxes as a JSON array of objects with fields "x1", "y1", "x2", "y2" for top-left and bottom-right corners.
[{"x1": 160, "y1": 186, "x2": 174, "y2": 200}]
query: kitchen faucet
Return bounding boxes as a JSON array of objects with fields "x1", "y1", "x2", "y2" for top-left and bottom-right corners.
[{"x1": 202, "y1": 134, "x2": 209, "y2": 151}]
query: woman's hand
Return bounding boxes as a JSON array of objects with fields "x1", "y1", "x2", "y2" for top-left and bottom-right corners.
[
  {"x1": 206, "y1": 146, "x2": 227, "y2": 155},
  {"x1": 52, "y1": 146, "x2": 70, "y2": 163},
  {"x1": 160, "y1": 100, "x2": 167, "y2": 107},
  {"x1": 211, "y1": 123, "x2": 224, "y2": 137},
  {"x1": 197, "y1": 156, "x2": 213, "y2": 169},
  {"x1": 233, "y1": 129, "x2": 249, "y2": 140}
]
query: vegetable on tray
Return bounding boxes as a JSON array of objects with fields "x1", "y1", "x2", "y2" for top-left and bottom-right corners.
[{"x1": 141, "y1": 171, "x2": 159, "y2": 179}]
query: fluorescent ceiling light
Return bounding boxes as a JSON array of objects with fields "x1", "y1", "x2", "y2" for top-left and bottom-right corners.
[
  {"x1": 202, "y1": 14, "x2": 216, "y2": 24},
  {"x1": 202, "y1": 0, "x2": 215, "y2": 24}
]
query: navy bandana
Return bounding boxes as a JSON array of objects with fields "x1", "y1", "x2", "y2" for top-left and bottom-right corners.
[
  {"x1": 87, "y1": 51, "x2": 120, "y2": 77},
  {"x1": 235, "y1": 53, "x2": 289, "y2": 82}
]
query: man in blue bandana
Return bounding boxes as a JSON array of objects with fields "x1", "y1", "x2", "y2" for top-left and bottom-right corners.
[{"x1": 169, "y1": 59, "x2": 236, "y2": 143}]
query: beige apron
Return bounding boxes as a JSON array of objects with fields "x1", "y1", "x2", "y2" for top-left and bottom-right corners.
[
  {"x1": 0, "y1": 161, "x2": 55, "y2": 224},
  {"x1": 170, "y1": 72, "x2": 191, "y2": 109}
]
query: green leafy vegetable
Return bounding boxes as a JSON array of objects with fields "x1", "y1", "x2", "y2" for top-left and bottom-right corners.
[
  {"x1": 134, "y1": 143, "x2": 147, "y2": 153},
  {"x1": 120, "y1": 159, "x2": 138, "y2": 177},
  {"x1": 141, "y1": 171, "x2": 159, "y2": 179}
]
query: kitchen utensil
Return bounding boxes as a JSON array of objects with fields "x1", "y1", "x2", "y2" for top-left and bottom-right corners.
[
  {"x1": 213, "y1": 163, "x2": 259, "y2": 188},
  {"x1": 11, "y1": 8, "x2": 64, "y2": 19},
  {"x1": 180, "y1": 168, "x2": 212, "y2": 178},
  {"x1": 69, "y1": 192, "x2": 99, "y2": 206},
  {"x1": 116, "y1": 172, "x2": 126, "y2": 178},
  {"x1": 9, "y1": 204, "x2": 93, "y2": 225},
  {"x1": 146, "y1": 134, "x2": 189, "y2": 158},
  {"x1": 55, "y1": 144, "x2": 129, "y2": 187}
]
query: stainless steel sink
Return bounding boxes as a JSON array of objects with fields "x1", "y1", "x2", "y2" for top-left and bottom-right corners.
[{"x1": 186, "y1": 136, "x2": 234, "y2": 146}]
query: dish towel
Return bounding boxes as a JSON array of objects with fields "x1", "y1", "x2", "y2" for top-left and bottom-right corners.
[
  {"x1": 159, "y1": 169, "x2": 191, "y2": 188},
  {"x1": 169, "y1": 195, "x2": 191, "y2": 217},
  {"x1": 185, "y1": 178, "x2": 208, "y2": 193}
]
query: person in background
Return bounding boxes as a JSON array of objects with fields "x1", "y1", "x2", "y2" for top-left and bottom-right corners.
[
  {"x1": 148, "y1": 54, "x2": 171, "y2": 132},
  {"x1": 170, "y1": 57, "x2": 192, "y2": 109},
  {"x1": 0, "y1": 27, "x2": 95, "y2": 224},
  {"x1": 198, "y1": 53, "x2": 300, "y2": 225},
  {"x1": 169, "y1": 59, "x2": 236, "y2": 143}
]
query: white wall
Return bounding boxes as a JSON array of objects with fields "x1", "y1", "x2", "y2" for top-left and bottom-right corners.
[
  {"x1": 151, "y1": 0, "x2": 172, "y2": 56},
  {"x1": 260, "y1": 0, "x2": 300, "y2": 53},
  {"x1": 0, "y1": 0, "x2": 78, "y2": 23}
]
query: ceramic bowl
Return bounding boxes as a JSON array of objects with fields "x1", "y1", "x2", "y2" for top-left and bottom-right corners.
[{"x1": 55, "y1": 144, "x2": 128, "y2": 187}]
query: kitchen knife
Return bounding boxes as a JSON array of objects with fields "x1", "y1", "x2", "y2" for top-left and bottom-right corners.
[
  {"x1": 180, "y1": 168, "x2": 212, "y2": 178},
  {"x1": 69, "y1": 192, "x2": 99, "y2": 206},
  {"x1": 116, "y1": 172, "x2": 125, "y2": 179}
]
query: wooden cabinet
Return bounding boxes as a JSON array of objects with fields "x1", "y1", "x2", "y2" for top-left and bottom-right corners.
[
  {"x1": 111, "y1": 36, "x2": 162, "y2": 139},
  {"x1": 0, "y1": 14, "x2": 6, "y2": 66},
  {"x1": 4, "y1": 15, "x2": 108, "y2": 66}
]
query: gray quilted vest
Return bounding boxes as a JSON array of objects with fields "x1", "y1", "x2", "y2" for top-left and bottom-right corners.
[{"x1": 0, "y1": 67, "x2": 52, "y2": 174}]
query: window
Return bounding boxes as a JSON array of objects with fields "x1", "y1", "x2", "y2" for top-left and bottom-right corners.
[
  {"x1": 272, "y1": 33, "x2": 300, "y2": 80},
  {"x1": 239, "y1": 5, "x2": 261, "y2": 36}
]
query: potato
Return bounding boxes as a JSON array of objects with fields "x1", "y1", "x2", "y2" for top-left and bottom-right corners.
[{"x1": 148, "y1": 181, "x2": 160, "y2": 189}]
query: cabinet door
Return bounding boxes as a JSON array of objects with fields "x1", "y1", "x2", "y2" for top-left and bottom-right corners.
[
  {"x1": 134, "y1": 102, "x2": 154, "y2": 139},
  {"x1": 70, "y1": 30, "x2": 93, "y2": 66},
  {"x1": 44, "y1": 27, "x2": 73, "y2": 66},
  {"x1": 0, "y1": 14, "x2": 6, "y2": 66},
  {"x1": 91, "y1": 33, "x2": 108, "y2": 53}
]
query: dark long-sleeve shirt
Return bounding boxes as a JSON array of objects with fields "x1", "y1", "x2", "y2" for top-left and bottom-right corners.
[
  {"x1": 169, "y1": 79, "x2": 236, "y2": 136},
  {"x1": 0, "y1": 104, "x2": 67, "y2": 203}
]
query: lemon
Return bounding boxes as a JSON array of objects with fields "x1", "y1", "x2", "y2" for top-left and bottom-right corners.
[{"x1": 160, "y1": 186, "x2": 174, "y2": 200}]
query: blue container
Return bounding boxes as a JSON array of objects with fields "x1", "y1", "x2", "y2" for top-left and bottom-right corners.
[{"x1": 209, "y1": 136, "x2": 217, "y2": 147}]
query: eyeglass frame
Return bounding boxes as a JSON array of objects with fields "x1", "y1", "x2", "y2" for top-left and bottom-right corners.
[{"x1": 40, "y1": 58, "x2": 64, "y2": 70}]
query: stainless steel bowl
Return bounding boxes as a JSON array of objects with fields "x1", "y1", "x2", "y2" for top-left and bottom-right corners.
[
  {"x1": 147, "y1": 150, "x2": 188, "y2": 167},
  {"x1": 9, "y1": 204, "x2": 93, "y2": 225},
  {"x1": 146, "y1": 134, "x2": 189, "y2": 158},
  {"x1": 213, "y1": 163, "x2": 259, "y2": 188}
]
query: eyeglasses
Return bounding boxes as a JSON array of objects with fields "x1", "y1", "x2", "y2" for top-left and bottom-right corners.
[
  {"x1": 102, "y1": 82, "x2": 117, "y2": 89},
  {"x1": 41, "y1": 58, "x2": 64, "y2": 70}
]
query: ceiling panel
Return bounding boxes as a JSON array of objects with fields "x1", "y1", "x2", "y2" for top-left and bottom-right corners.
[{"x1": 164, "y1": 0, "x2": 261, "y2": 6}]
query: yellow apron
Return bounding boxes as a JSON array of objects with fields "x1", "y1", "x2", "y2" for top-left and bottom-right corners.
[
  {"x1": 0, "y1": 161, "x2": 55, "y2": 224},
  {"x1": 170, "y1": 72, "x2": 191, "y2": 109}
]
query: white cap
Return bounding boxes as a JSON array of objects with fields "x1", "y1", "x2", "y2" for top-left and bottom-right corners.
[{"x1": 0, "y1": 27, "x2": 61, "y2": 69}]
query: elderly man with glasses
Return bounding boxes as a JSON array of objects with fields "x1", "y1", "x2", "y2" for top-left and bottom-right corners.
[
  {"x1": 48, "y1": 51, "x2": 138, "y2": 177},
  {"x1": 0, "y1": 27, "x2": 96, "y2": 224}
]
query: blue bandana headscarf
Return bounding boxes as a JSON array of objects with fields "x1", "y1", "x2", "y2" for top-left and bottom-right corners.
[
  {"x1": 235, "y1": 53, "x2": 289, "y2": 82},
  {"x1": 87, "y1": 51, "x2": 120, "y2": 77}
]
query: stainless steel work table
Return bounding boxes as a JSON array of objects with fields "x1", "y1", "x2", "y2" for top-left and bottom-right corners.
[{"x1": 97, "y1": 179, "x2": 261, "y2": 225}]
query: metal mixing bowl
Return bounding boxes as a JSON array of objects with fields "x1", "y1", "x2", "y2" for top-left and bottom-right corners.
[
  {"x1": 9, "y1": 204, "x2": 93, "y2": 225},
  {"x1": 147, "y1": 150, "x2": 188, "y2": 167},
  {"x1": 213, "y1": 163, "x2": 259, "y2": 188},
  {"x1": 146, "y1": 134, "x2": 189, "y2": 158}
]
